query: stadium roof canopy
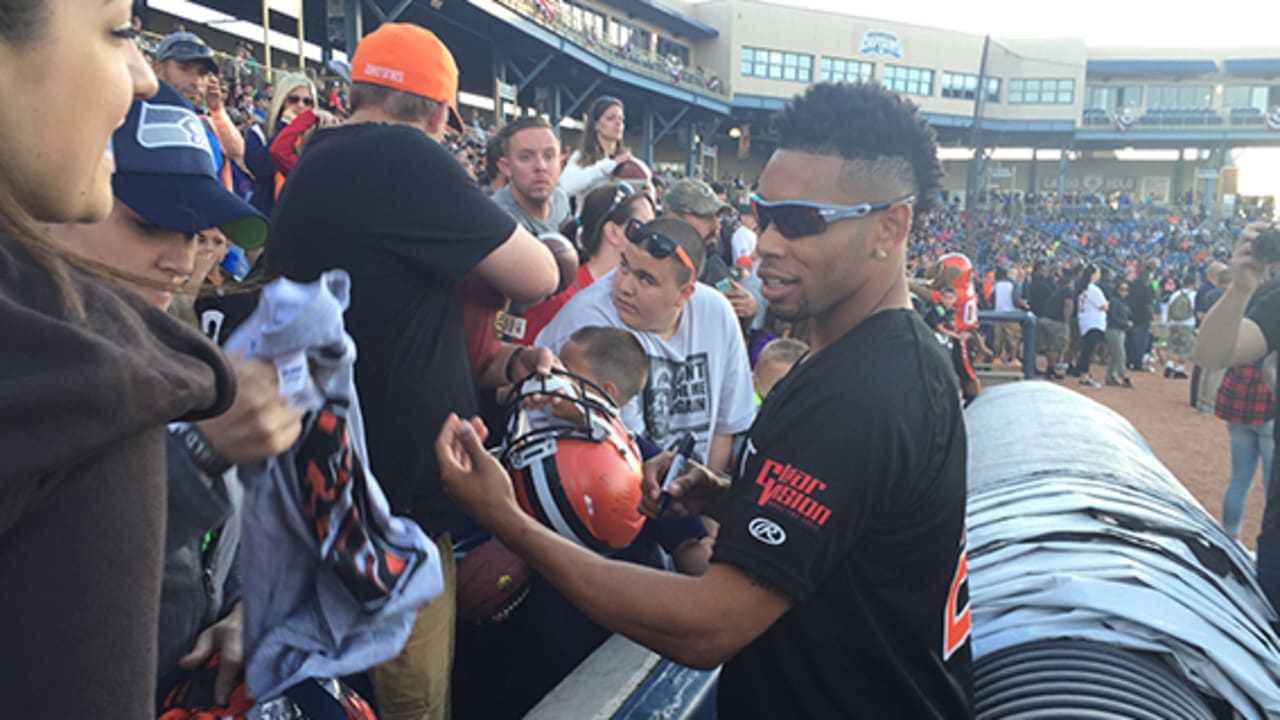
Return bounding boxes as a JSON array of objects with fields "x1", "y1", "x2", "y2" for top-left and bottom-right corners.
[
  {"x1": 1086, "y1": 59, "x2": 1219, "y2": 76},
  {"x1": 597, "y1": 0, "x2": 718, "y2": 40},
  {"x1": 1222, "y1": 58, "x2": 1280, "y2": 75}
]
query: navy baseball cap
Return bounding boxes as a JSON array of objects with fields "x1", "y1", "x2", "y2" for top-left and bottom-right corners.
[
  {"x1": 154, "y1": 31, "x2": 218, "y2": 74},
  {"x1": 111, "y1": 82, "x2": 268, "y2": 250}
]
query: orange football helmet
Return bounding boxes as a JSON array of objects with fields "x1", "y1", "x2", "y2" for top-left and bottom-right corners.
[{"x1": 500, "y1": 369, "x2": 645, "y2": 554}]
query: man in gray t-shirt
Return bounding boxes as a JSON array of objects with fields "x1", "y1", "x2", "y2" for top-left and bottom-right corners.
[{"x1": 490, "y1": 116, "x2": 571, "y2": 235}]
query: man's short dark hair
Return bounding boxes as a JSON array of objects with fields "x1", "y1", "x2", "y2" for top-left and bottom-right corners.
[
  {"x1": 566, "y1": 326, "x2": 649, "y2": 406},
  {"x1": 349, "y1": 81, "x2": 440, "y2": 123},
  {"x1": 774, "y1": 82, "x2": 943, "y2": 220},
  {"x1": 496, "y1": 116, "x2": 556, "y2": 158},
  {"x1": 643, "y1": 217, "x2": 706, "y2": 285}
]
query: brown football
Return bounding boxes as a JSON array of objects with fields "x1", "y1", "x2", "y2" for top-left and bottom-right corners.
[
  {"x1": 455, "y1": 538, "x2": 532, "y2": 623},
  {"x1": 538, "y1": 232, "x2": 580, "y2": 295}
]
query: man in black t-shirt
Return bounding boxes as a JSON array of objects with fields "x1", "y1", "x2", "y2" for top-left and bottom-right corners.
[
  {"x1": 262, "y1": 22, "x2": 559, "y2": 720},
  {"x1": 1194, "y1": 222, "x2": 1280, "y2": 611},
  {"x1": 1027, "y1": 262, "x2": 1053, "y2": 319},
  {"x1": 1039, "y1": 274, "x2": 1075, "y2": 381},
  {"x1": 436, "y1": 82, "x2": 974, "y2": 718},
  {"x1": 1127, "y1": 269, "x2": 1157, "y2": 371}
]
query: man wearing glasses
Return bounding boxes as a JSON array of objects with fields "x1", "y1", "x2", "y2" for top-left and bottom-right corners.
[
  {"x1": 440, "y1": 82, "x2": 973, "y2": 717},
  {"x1": 536, "y1": 215, "x2": 755, "y2": 473}
]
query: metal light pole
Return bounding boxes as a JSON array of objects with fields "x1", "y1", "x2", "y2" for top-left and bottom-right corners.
[{"x1": 964, "y1": 35, "x2": 991, "y2": 261}]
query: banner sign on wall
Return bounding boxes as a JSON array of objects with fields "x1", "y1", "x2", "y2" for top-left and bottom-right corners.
[{"x1": 860, "y1": 30, "x2": 903, "y2": 59}]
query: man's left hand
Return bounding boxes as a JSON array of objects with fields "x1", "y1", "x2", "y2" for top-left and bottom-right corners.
[
  {"x1": 178, "y1": 602, "x2": 245, "y2": 705},
  {"x1": 437, "y1": 414, "x2": 523, "y2": 534}
]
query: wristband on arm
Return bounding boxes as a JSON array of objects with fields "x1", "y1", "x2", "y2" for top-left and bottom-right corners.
[
  {"x1": 504, "y1": 346, "x2": 527, "y2": 384},
  {"x1": 172, "y1": 422, "x2": 232, "y2": 476}
]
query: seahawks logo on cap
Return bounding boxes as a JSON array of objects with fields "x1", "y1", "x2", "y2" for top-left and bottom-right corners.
[{"x1": 136, "y1": 103, "x2": 214, "y2": 161}]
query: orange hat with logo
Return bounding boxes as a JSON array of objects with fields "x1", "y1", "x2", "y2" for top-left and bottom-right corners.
[{"x1": 351, "y1": 22, "x2": 463, "y2": 127}]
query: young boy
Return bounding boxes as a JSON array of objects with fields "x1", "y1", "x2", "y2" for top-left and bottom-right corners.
[
  {"x1": 752, "y1": 337, "x2": 808, "y2": 404},
  {"x1": 558, "y1": 326, "x2": 651, "y2": 420},
  {"x1": 925, "y1": 286, "x2": 962, "y2": 340},
  {"x1": 453, "y1": 326, "x2": 710, "y2": 719},
  {"x1": 925, "y1": 287, "x2": 982, "y2": 403}
]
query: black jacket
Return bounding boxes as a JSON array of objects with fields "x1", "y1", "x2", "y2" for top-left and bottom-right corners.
[
  {"x1": 157, "y1": 435, "x2": 243, "y2": 678},
  {"x1": 1128, "y1": 282, "x2": 1156, "y2": 325},
  {"x1": 1107, "y1": 298, "x2": 1134, "y2": 331}
]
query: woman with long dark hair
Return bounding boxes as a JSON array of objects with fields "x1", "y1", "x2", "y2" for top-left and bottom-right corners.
[
  {"x1": 520, "y1": 181, "x2": 655, "y2": 343},
  {"x1": 0, "y1": 2, "x2": 235, "y2": 713},
  {"x1": 1073, "y1": 263, "x2": 1109, "y2": 387},
  {"x1": 558, "y1": 95, "x2": 634, "y2": 208}
]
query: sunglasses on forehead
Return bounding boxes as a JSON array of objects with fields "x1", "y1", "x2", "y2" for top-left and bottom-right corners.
[
  {"x1": 750, "y1": 193, "x2": 915, "y2": 240},
  {"x1": 624, "y1": 219, "x2": 696, "y2": 279},
  {"x1": 606, "y1": 182, "x2": 637, "y2": 217}
]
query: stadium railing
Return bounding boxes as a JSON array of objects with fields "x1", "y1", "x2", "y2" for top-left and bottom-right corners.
[{"x1": 490, "y1": 0, "x2": 730, "y2": 99}]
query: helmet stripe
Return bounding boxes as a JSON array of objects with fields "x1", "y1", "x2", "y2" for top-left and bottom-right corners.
[{"x1": 529, "y1": 460, "x2": 590, "y2": 549}]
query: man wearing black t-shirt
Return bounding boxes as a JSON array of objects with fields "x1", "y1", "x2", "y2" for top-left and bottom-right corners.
[
  {"x1": 263, "y1": 22, "x2": 558, "y2": 720},
  {"x1": 1194, "y1": 222, "x2": 1280, "y2": 612},
  {"x1": 1039, "y1": 273, "x2": 1075, "y2": 380},
  {"x1": 437, "y1": 82, "x2": 974, "y2": 718}
]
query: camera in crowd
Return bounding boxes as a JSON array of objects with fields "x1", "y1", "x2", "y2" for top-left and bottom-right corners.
[{"x1": 1251, "y1": 227, "x2": 1280, "y2": 265}]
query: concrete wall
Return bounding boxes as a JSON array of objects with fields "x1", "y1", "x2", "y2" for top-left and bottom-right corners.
[{"x1": 692, "y1": 0, "x2": 1087, "y2": 123}]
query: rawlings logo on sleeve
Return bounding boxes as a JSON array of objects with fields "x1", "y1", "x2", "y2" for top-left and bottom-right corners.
[
  {"x1": 748, "y1": 516, "x2": 788, "y2": 546},
  {"x1": 753, "y1": 458, "x2": 831, "y2": 528}
]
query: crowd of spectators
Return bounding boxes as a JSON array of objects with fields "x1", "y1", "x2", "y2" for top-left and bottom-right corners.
[
  {"x1": 7, "y1": 4, "x2": 1275, "y2": 716},
  {"x1": 491, "y1": 0, "x2": 726, "y2": 96}
]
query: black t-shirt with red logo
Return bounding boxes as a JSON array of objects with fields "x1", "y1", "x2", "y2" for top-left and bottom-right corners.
[{"x1": 712, "y1": 309, "x2": 974, "y2": 718}]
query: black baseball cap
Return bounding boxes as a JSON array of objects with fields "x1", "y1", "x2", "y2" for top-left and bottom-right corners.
[{"x1": 155, "y1": 31, "x2": 218, "y2": 74}]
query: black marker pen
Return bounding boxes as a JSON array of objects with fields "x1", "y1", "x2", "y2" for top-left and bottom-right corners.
[{"x1": 656, "y1": 432, "x2": 696, "y2": 518}]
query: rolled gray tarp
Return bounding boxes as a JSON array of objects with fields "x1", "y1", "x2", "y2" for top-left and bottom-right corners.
[{"x1": 966, "y1": 382, "x2": 1280, "y2": 719}]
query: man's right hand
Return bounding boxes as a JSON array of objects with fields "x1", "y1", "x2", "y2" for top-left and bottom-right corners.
[
  {"x1": 198, "y1": 358, "x2": 305, "y2": 465},
  {"x1": 640, "y1": 452, "x2": 731, "y2": 520},
  {"x1": 724, "y1": 279, "x2": 758, "y2": 319},
  {"x1": 206, "y1": 75, "x2": 225, "y2": 113},
  {"x1": 1231, "y1": 222, "x2": 1272, "y2": 295}
]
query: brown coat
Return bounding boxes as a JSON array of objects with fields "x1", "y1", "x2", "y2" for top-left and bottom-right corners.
[{"x1": 0, "y1": 235, "x2": 235, "y2": 718}]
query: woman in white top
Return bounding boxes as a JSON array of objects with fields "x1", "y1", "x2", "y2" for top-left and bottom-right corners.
[
  {"x1": 559, "y1": 95, "x2": 634, "y2": 208},
  {"x1": 1073, "y1": 264, "x2": 1109, "y2": 387}
]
